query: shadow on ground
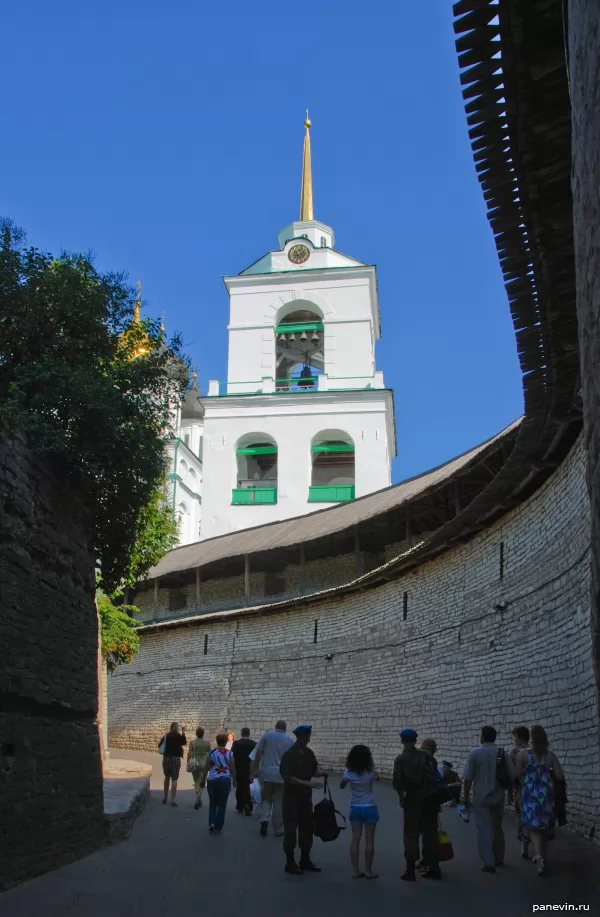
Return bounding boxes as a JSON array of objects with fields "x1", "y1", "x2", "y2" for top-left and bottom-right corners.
[{"x1": 1, "y1": 750, "x2": 598, "y2": 917}]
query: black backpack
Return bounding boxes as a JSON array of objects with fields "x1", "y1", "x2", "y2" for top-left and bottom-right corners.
[
  {"x1": 313, "y1": 778, "x2": 346, "y2": 842},
  {"x1": 496, "y1": 747, "x2": 511, "y2": 790}
]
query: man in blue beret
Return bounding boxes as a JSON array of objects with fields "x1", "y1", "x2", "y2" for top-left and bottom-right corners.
[
  {"x1": 393, "y1": 728, "x2": 429, "y2": 881},
  {"x1": 279, "y1": 725, "x2": 328, "y2": 875}
]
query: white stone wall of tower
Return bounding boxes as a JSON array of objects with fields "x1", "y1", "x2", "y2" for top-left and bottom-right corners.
[
  {"x1": 225, "y1": 266, "x2": 379, "y2": 388},
  {"x1": 200, "y1": 390, "x2": 393, "y2": 539},
  {"x1": 165, "y1": 434, "x2": 203, "y2": 545}
]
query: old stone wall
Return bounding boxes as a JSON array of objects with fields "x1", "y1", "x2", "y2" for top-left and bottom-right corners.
[
  {"x1": 110, "y1": 436, "x2": 600, "y2": 841},
  {"x1": 570, "y1": 0, "x2": 600, "y2": 734},
  {"x1": 0, "y1": 431, "x2": 104, "y2": 890}
]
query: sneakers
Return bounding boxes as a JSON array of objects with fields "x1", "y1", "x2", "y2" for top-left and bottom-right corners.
[
  {"x1": 401, "y1": 865, "x2": 416, "y2": 882},
  {"x1": 534, "y1": 856, "x2": 545, "y2": 877},
  {"x1": 299, "y1": 860, "x2": 321, "y2": 873},
  {"x1": 285, "y1": 862, "x2": 303, "y2": 875},
  {"x1": 482, "y1": 866, "x2": 496, "y2": 874},
  {"x1": 259, "y1": 821, "x2": 268, "y2": 837},
  {"x1": 209, "y1": 824, "x2": 215, "y2": 834},
  {"x1": 422, "y1": 866, "x2": 442, "y2": 880}
]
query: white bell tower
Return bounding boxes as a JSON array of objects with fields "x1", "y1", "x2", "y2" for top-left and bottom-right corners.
[{"x1": 200, "y1": 115, "x2": 396, "y2": 540}]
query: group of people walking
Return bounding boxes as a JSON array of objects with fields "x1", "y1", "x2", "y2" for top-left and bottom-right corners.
[{"x1": 158, "y1": 719, "x2": 565, "y2": 880}]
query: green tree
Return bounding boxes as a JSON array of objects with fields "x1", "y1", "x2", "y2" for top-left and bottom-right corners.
[
  {"x1": 122, "y1": 478, "x2": 179, "y2": 587},
  {"x1": 97, "y1": 592, "x2": 142, "y2": 673},
  {"x1": 0, "y1": 220, "x2": 189, "y2": 591}
]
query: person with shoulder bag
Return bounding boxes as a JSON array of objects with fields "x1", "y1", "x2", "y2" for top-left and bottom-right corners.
[
  {"x1": 463, "y1": 725, "x2": 515, "y2": 873},
  {"x1": 516, "y1": 725, "x2": 564, "y2": 877},
  {"x1": 187, "y1": 726, "x2": 211, "y2": 809},
  {"x1": 160, "y1": 722, "x2": 187, "y2": 807}
]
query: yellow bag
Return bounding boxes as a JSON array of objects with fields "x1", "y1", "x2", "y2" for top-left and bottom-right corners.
[{"x1": 438, "y1": 829, "x2": 454, "y2": 861}]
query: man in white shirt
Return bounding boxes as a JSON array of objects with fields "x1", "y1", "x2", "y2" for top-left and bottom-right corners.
[
  {"x1": 463, "y1": 725, "x2": 515, "y2": 872},
  {"x1": 253, "y1": 720, "x2": 295, "y2": 837}
]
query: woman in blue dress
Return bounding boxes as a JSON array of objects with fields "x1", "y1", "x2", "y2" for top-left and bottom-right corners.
[{"x1": 516, "y1": 725, "x2": 564, "y2": 876}]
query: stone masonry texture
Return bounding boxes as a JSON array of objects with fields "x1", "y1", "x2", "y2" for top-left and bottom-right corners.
[
  {"x1": 570, "y1": 0, "x2": 600, "y2": 733},
  {"x1": 110, "y1": 436, "x2": 600, "y2": 843},
  {"x1": 0, "y1": 431, "x2": 104, "y2": 890}
]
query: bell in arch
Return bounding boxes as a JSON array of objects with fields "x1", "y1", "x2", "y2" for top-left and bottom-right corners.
[{"x1": 297, "y1": 364, "x2": 314, "y2": 389}]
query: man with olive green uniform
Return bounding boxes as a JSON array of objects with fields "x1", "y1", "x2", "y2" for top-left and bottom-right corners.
[{"x1": 280, "y1": 724, "x2": 327, "y2": 875}]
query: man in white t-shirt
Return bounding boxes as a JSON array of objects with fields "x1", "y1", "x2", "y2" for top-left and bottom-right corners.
[{"x1": 253, "y1": 720, "x2": 295, "y2": 837}]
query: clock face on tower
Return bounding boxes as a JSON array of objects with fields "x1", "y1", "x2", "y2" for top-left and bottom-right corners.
[{"x1": 288, "y1": 243, "x2": 310, "y2": 265}]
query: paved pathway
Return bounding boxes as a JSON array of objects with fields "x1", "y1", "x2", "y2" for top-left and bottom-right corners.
[{"x1": 2, "y1": 750, "x2": 598, "y2": 917}]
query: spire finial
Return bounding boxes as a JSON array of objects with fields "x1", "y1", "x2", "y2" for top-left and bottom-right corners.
[
  {"x1": 133, "y1": 280, "x2": 142, "y2": 322},
  {"x1": 300, "y1": 111, "x2": 314, "y2": 221},
  {"x1": 160, "y1": 309, "x2": 166, "y2": 334}
]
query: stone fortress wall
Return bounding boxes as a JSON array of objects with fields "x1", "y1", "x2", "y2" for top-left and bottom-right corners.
[
  {"x1": 109, "y1": 435, "x2": 600, "y2": 842},
  {"x1": 0, "y1": 432, "x2": 104, "y2": 890}
]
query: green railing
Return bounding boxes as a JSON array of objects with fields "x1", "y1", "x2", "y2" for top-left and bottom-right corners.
[
  {"x1": 232, "y1": 487, "x2": 278, "y2": 505},
  {"x1": 212, "y1": 377, "x2": 378, "y2": 396},
  {"x1": 308, "y1": 484, "x2": 355, "y2": 503}
]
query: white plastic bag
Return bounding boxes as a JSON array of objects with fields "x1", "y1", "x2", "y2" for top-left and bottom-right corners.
[
  {"x1": 250, "y1": 778, "x2": 261, "y2": 808},
  {"x1": 158, "y1": 736, "x2": 166, "y2": 756}
]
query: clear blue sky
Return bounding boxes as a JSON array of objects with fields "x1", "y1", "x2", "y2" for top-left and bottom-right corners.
[{"x1": 2, "y1": 1, "x2": 522, "y2": 483}]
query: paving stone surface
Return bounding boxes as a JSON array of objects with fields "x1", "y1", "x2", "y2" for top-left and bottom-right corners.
[
  {"x1": 2, "y1": 750, "x2": 598, "y2": 917},
  {"x1": 103, "y1": 758, "x2": 152, "y2": 816}
]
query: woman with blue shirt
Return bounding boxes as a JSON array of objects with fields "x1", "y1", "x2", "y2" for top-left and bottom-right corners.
[{"x1": 340, "y1": 745, "x2": 380, "y2": 879}]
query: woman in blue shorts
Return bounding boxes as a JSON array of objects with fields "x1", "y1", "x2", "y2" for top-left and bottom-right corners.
[{"x1": 340, "y1": 745, "x2": 380, "y2": 879}]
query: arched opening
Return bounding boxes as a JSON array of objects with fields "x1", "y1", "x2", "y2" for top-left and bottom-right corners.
[
  {"x1": 232, "y1": 434, "x2": 278, "y2": 504},
  {"x1": 275, "y1": 302, "x2": 324, "y2": 392},
  {"x1": 309, "y1": 430, "x2": 355, "y2": 503},
  {"x1": 177, "y1": 501, "x2": 189, "y2": 542}
]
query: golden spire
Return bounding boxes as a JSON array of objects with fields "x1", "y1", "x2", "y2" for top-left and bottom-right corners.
[
  {"x1": 133, "y1": 280, "x2": 142, "y2": 322},
  {"x1": 300, "y1": 110, "x2": 314, "y2": 221}
]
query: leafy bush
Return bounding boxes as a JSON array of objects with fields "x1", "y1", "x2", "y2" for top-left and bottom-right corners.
[{"x1": 97, "y1": 592, "x2": 142, "y2": 672}]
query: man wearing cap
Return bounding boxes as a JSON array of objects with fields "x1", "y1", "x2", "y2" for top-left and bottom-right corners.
[
  {"x1": 279, "y1": 725, "x2": 327, "y2": 875},
  {"x1": 393, "y1": 728, "x2": 428, "y2": 881}
]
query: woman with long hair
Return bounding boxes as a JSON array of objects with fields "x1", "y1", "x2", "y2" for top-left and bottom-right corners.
[
  {"x1": 340, "y1": 744, "x2": 380, "y2": 879},
  {"x1": 516, "y1": 725, "x2": 564, "y2": 876},
  {"x1": 187, "y1": 726, "x2": 211, "y2": 809},
  {"x1": 159, "y1": 722, "x2": 187, "y2": 807}
]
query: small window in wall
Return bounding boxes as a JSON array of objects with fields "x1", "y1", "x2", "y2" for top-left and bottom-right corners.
[
  {"x1": 309, "y1": 433, "x2": 355, "y2": 502},
  {"x1": 184, "y1": 434, "x2": 190, "y2": 448},
  {"x1": 320, "y1": 236, "x2": 327, "y2": 248}
]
